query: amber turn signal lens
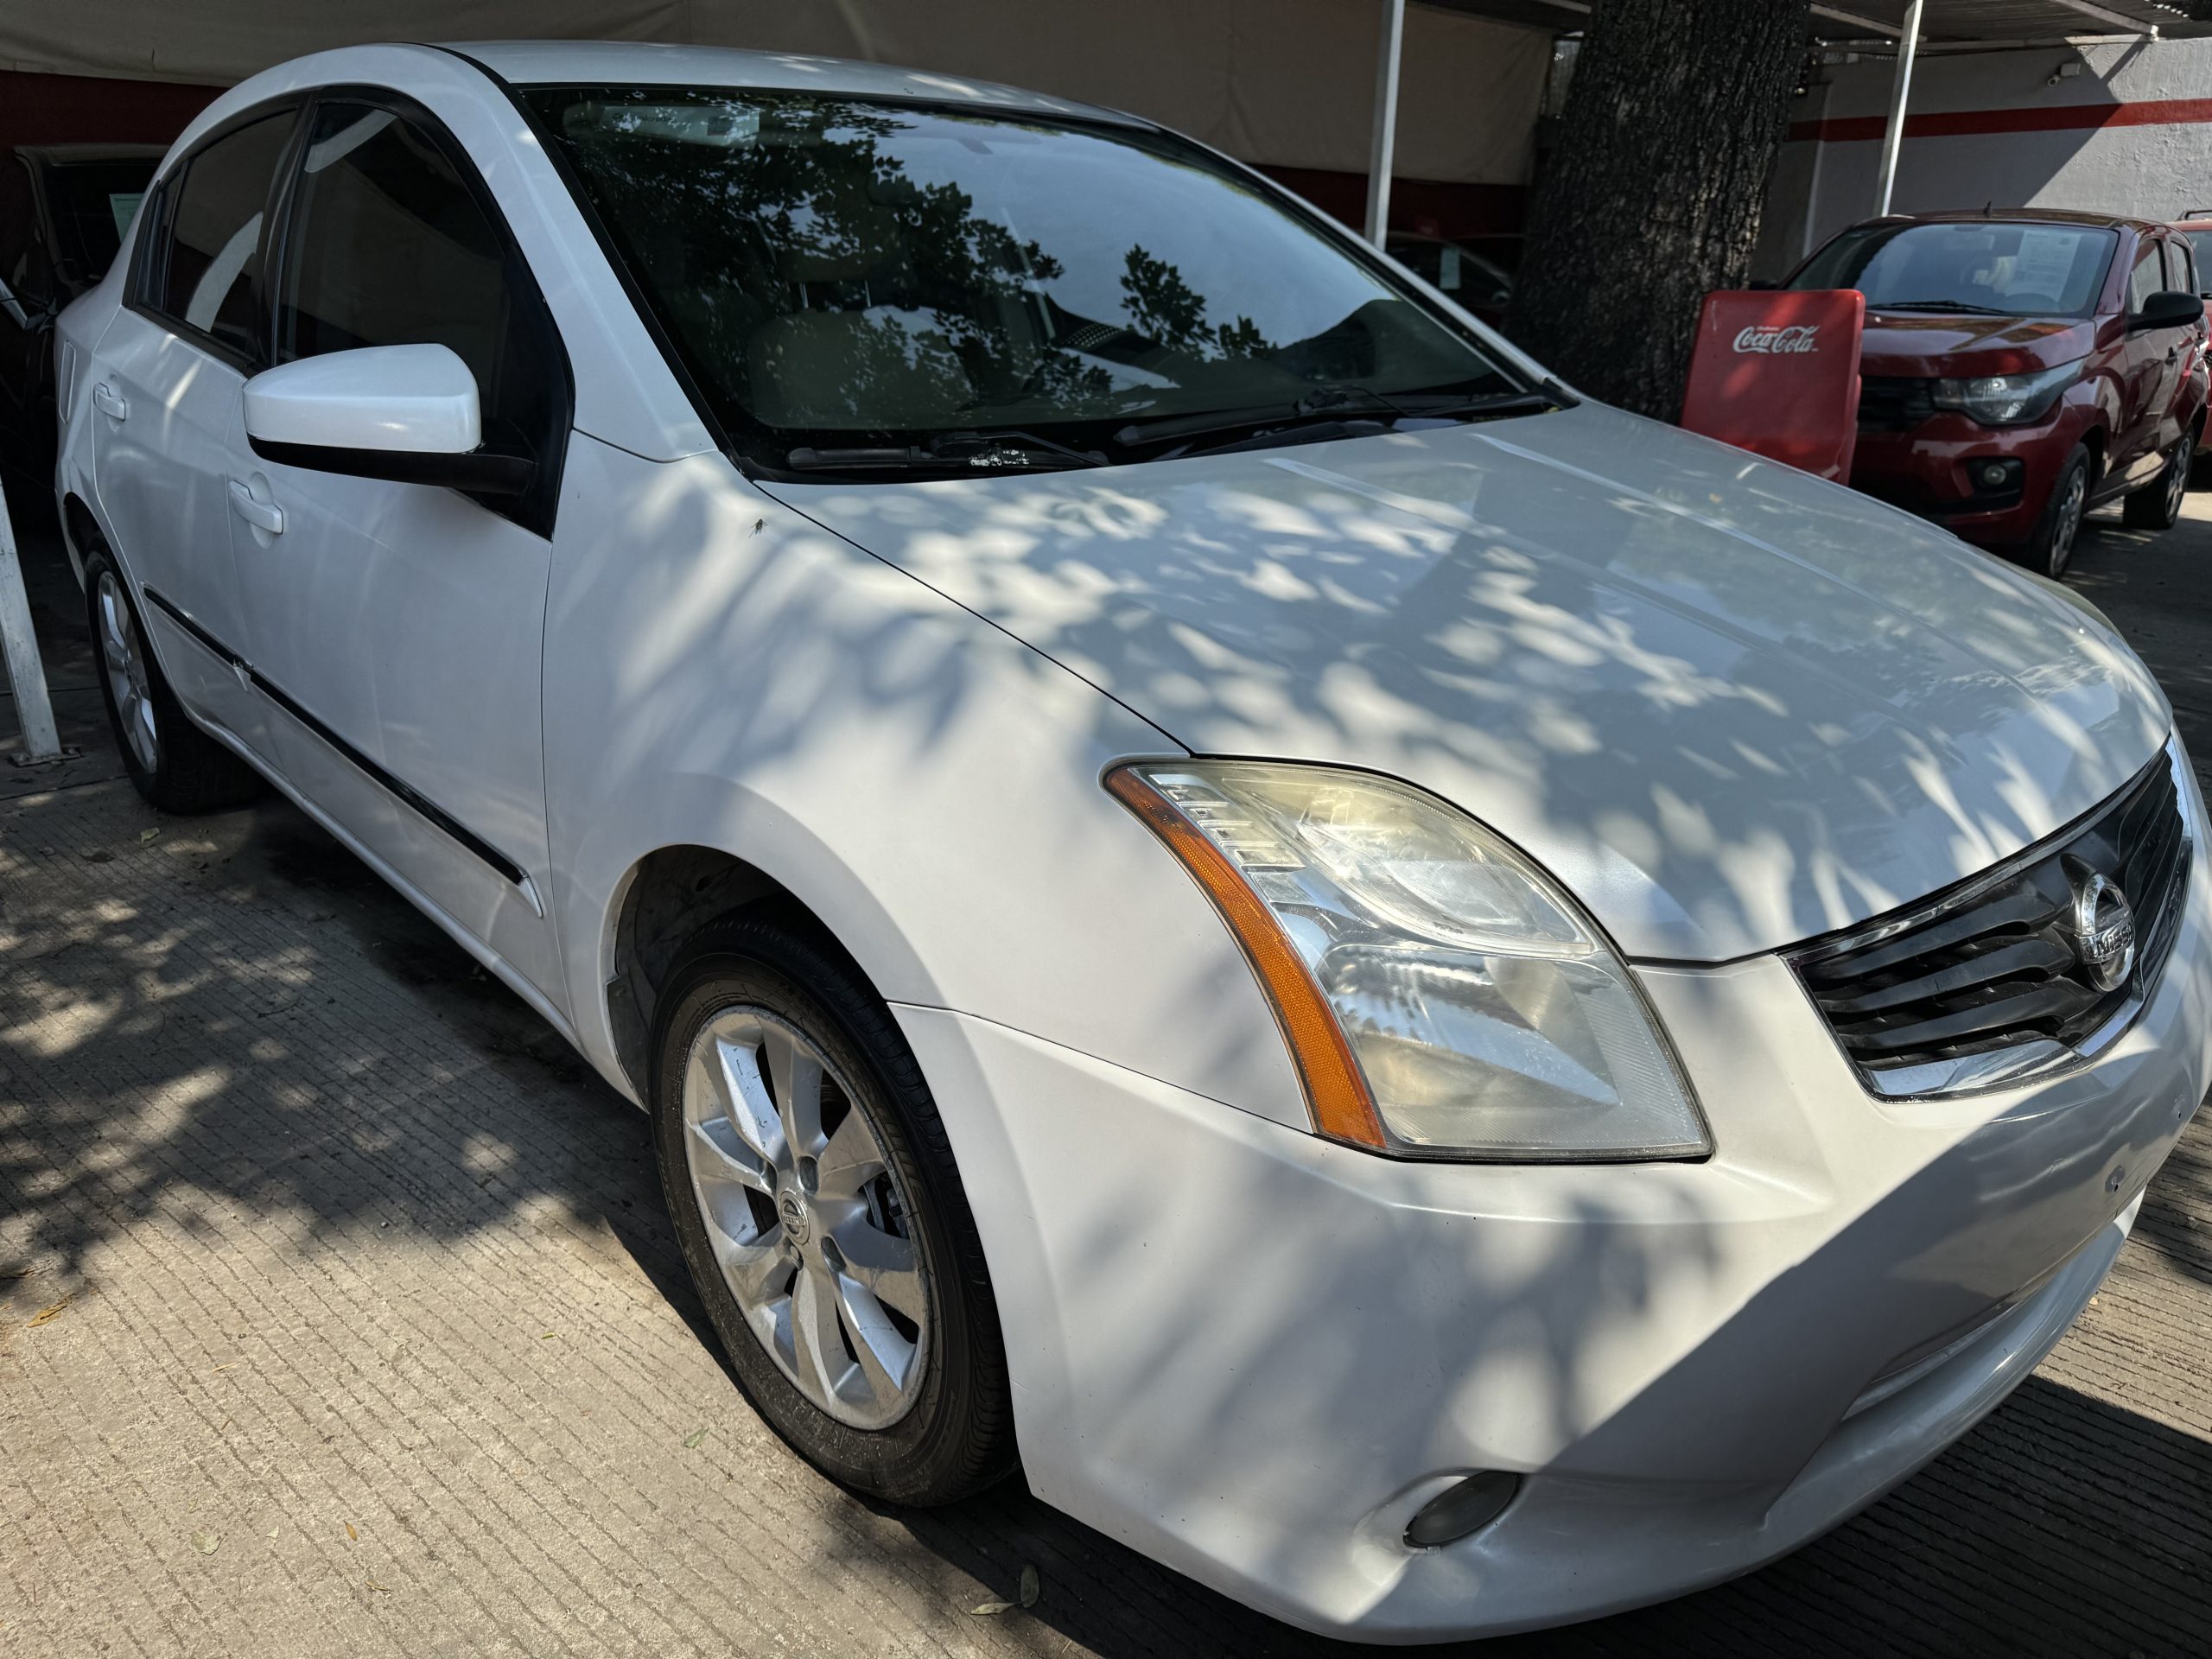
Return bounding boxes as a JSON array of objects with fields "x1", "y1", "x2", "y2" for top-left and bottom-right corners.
[{"x1": 1106, "y1": 766, "x2": 1387, "y2": 1150}]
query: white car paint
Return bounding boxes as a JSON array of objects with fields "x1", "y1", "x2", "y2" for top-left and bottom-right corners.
[
  {"x1": 50, "y1": 39, "x2": 2212, "y2": 1643},
  {"x1": 771, "y1": 409, "x2": 2171, "y2": 962},
  {"x1": 241, "y1": 342, "x2": 484, "y2": 454}
]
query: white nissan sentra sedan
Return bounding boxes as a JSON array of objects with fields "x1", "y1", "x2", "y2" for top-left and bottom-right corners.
[{"x1": 57, "y1": 41, "x2": 2212, "y2": 1643}]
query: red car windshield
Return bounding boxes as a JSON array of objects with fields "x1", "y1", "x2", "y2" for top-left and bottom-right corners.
[{"x1": 1791, "y1": 221, "x2": 2116, "y2": 318}]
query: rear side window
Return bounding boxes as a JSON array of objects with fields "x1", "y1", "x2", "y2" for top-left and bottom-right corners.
[
  {"x1": 146, "y1": 111, "x2": 293, "y2": 357},
  {"x1": 2189, "y1": 230, "x2": 2212, "y2": 295},
  {"x1": 2164, "y1": 237, "x2": 2195, "y2": 298},
  {"x1": 2127, "y1": 243, "x2": 2162, "y2": 313},
  {"x1": 275, "y1": 102, "x2": 559, "y2": 475}
]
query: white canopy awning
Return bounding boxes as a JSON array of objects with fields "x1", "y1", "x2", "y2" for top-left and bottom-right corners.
[{"x1": 0, "y1": 0, "x2": 1553, "y2": 188}]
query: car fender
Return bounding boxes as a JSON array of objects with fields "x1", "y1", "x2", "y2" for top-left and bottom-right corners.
[{"x1": 542, "y1": 438, "x2": 1307, "y2": 1134}]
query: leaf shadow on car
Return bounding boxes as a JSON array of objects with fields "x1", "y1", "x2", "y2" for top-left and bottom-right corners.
[{"x1": 7, "y1": 454, "x2": 2212, "y2": 1655}]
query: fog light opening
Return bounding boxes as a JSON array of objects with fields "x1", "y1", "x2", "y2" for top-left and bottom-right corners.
[{"x1": 1404, "y1": 1471, "x2": 1520, "y2": 1549}]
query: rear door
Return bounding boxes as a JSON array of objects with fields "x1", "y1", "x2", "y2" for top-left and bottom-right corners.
[
  {"x1": 89, "y1": 105, "x2": 299, "y2": 766},
  {"x1": 233, "y1": 93, "x2": 570, "y2": 1002},
  {"x1": 2154, "y1": 234, "x2": 2207, "y2": 450},
  {"x1": 2113, "y1": 236, "x2": 2171, "y2": 485}
]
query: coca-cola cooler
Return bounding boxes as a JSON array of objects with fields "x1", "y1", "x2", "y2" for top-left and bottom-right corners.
[{"x1": 1678, "y1": 289, "x2": 1865, "y2": 482}]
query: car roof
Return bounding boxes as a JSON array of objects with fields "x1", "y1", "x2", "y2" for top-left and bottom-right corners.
[
  {"x1": 11, "y1": 143, "x2": 167, "y2": 165},
  {"x1": 446, "y1": 40, "x2": 1147, "y2": 129},
  {"x1": 1861, "y1": 207, "x2": 2162, "y2": 233}
]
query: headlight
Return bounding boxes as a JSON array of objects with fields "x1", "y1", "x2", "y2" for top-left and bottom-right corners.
[
  {"x1": 1930, "y1": 358, "x2": 2082, "y2": 426},
  {"x1": 1109, "y1": 761, "x2": 1708, "y2": 1161}
]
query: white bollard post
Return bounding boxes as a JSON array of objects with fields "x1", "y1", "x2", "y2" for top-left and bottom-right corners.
[{"x1": 0, "y1": 483, "x2": 63, "y2": 765}]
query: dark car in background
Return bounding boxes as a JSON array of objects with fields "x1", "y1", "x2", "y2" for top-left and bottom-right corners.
[
  {"x1": 1789, "y1": 210, "x2": 2208, "y2": 577},
  {"x1": 1385, "y1": 231, "x2": 1519, "y2": 325},
  {"x1": 0, "y1": 143, "x2": 162, "y2": 466}
]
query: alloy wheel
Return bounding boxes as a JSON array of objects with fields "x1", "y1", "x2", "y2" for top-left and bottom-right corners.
[
  {"x1": 2164, "y1": 441, "x2": 2190, "y2": 522},
  {"x1": 680, "y1": 1006, "x2": 930, "y2": 1430},
  {"x1": 2049, "y1": 465, "x2": 2087, "y2": 576},
  {"x1": 96, "y1": 570, "x2": 159, "y2": 773}
]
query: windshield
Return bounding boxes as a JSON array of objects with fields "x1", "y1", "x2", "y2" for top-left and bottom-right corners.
[
  {"x1": 1790, "y1": 220, "x2": 2116, "y2": 317},
  {"x1": 524, "y1": 86, "x2": 1521, "y2": 471},
  {"x1": 45, "y1": 156, "x2": 156, "y2": 281}
]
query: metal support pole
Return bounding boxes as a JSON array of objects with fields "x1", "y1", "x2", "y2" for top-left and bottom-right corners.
[
  {"x1": 0, "y1": 483, "x2": 61, "y2": 764},
  {"x1": 1874, "y1": 0, "x2": 1923, "y2": 217},
  {"x1": 1364, "y1": 0, "x2": 1406, "y2": 245}
]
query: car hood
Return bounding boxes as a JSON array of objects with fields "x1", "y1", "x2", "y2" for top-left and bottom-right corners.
[
  {"x1": 1860, "y1": 313, "x2": 2094, "y2": 378},
  {"x1": 763, "y1": 403, "x2": 2170, "y2": 961}
]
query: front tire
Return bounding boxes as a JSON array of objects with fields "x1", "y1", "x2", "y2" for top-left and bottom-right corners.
[
  {"x1": 2122, "y1": 435, "x2": 2193, "y2": 531},
  {"x1": 84, "y1": 543, "x2": 262, "y2": 813},
  {"x1": 650, "y1": 909, "x2": 1014, "y2": 1504},
  {"x1": 2019, "y1": 445, "x2": 2091, "y2": 579}
]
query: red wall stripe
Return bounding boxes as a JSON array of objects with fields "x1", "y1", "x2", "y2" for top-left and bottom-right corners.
[{"x1": 1789, "y1": 96, "x2": 2212, "y2": 144}]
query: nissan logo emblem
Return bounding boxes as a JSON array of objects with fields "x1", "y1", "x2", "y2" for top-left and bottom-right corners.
[
  {"x1": 2070, "y1": 871, "x2": 2137, "y2": 994},
  {"x1": 777, "y1": 1189, "x2": 811, "y2": 1246}
]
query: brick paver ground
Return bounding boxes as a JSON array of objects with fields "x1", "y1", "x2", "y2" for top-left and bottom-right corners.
[{"x1": 3, "y1": 473, "x2": 2210, "y2": 1657}]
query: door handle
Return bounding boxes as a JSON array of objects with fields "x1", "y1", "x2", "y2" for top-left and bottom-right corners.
[
  {"x1": 91, "y1": 381, "x2": 128, "y2": 420},
  {"x1": 227, "y1": 479, "x2": 285, "y2": 536}
]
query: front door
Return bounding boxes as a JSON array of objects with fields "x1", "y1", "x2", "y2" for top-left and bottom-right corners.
[
  {"x1": 89, "y1": 106, "x2": 298, "y2": 767},
  {"x1": 232, "y1": 95, "x2": 570, "y2": 1004},
  {"x1": 2113, "y1": 237, "x2": 2175, "y2": 486}
]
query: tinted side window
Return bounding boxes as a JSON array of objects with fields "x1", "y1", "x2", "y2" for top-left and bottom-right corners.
[
  {"x1": 2128, "y1": 243, "x2": 2162, "y2": 313},
  {"x1": 48, "y1": 158, "x2": 156, "y2": 283},
  {"x1": 276, "y1": 103, "x2": 557, "y2": 477},
  {"x1": 0, "y1": 160, "x2": 36, "y2": 305},
  {"x1": 149, "y1": 113, "x2": 292, "y2": 357},
  {"x1": 2164, "y1": 237, "x2": 2194, "y2": 298}
]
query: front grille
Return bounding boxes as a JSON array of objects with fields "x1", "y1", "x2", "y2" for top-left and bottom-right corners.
[
  {"x1": 1790, "y1": 749, "x2": 2191, "y2": 1096},
  {"x1": 1858, "y1": 374, "x2": 1936, "y2": 431}
]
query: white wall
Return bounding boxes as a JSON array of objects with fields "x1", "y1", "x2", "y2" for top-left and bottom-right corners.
[{"x1": 1756, "y1": 35, "x2": 2212, "y2": 276}]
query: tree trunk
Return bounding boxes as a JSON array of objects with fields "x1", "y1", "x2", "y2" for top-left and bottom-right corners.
[{"x1": 1507, "y1": 0, "x2": 1812, "y2": 419}]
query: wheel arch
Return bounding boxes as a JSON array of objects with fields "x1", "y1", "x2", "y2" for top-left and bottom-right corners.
[
  {"x1": 60, "y1": 491, "x2": 106, "y2": 589},
  {"x1": 583, "y1": 805, "x2": 943, "y2": 1109},
  {"x1": 2080, "y1": 423, "x2": 2107, "y2": 488},
  {"x1": 604, "y1": 843, "x2": 793, "y2": 1103}
]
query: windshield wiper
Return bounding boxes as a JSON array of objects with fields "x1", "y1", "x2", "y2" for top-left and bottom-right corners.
[
  {"x1": 784, "y1": 429, "x2": 1109, "y2": 474},
  {"x1": 1112, "y1": 380, "x2": 1573, "y2": 454},
  {"x1": 1869, "y1": 301, "x2": 2023, "y2": 316}
]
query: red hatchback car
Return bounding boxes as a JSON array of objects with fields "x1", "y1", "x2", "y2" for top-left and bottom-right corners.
[{"x1": 1787, "y1": 210, "x2": 2209, "y2": 576}]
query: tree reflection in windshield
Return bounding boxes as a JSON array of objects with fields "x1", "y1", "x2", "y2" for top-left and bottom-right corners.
[{"x1": 529, "y1": 86, "x2": 1510, "y2": 467}]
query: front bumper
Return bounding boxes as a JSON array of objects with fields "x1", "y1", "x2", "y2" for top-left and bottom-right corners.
[
  {"x1": 897, "y1": 780, "x2": 2212, "y2": 1643},
  {"x1": 1849, "y1": 411, "x2": 2067, "y2": 547}
]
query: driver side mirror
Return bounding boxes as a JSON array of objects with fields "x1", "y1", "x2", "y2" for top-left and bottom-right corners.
[
  {"x1": 242, "y1": 343, "x2": 531, "y2": 494},
  {"x1": 2131, "y1": 289, "x2": 2202, "y2": 333}
]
